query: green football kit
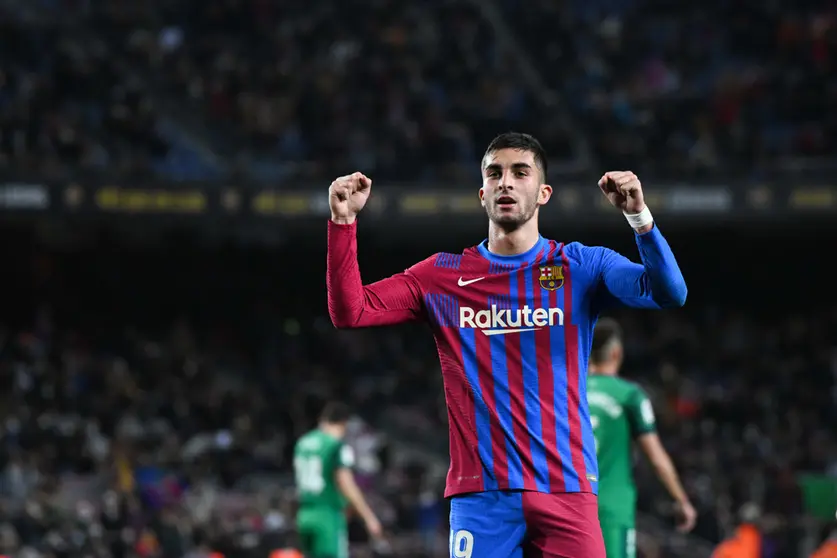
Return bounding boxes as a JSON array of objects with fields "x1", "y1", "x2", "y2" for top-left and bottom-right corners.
[
  {"x1": 587, "y1": 375, "x2": 656, "y2": 558},
  {"x1": 293, "y1": 429, "x2": 355, "y2": 558}
]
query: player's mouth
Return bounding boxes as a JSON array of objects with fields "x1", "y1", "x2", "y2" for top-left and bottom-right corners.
[{"x1": 496, "y1": 196, "x2": 517, "y2": 210}]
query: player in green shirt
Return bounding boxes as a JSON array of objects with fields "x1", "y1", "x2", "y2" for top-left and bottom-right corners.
[
  {"x1": 293, "y1": 402, "x2": 382, "y2": 558},
  {"x1": 587, "y1": 318, "x2": 697, "y2": 558}
]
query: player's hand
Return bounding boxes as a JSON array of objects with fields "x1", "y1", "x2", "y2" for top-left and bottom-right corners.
[
  {"x1": 329, "y1": 171, "x2": 372, "y2": 225},
  {"x1": 364, "y1": 514, "x2": 383, "y2": 539},
  {"x1": 674, "y1": 500, "x2": 697, "y2": 533},
  {"x1": 597, "y1": 171, "x2": 646, "y2": 214}
]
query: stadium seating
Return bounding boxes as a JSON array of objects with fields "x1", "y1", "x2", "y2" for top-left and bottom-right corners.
[
  {"x1": 0, "y1": 12, "x2": 221, "y2": 181},
  {"x1": 120, "y1": 0, "x2": 560, "y2": 181},
  {"x1": 0, "y1": 1, "x2": 834, "y2": 555},
  {"x1": 4, "y1": 0, "x2": 833, "y2": 182},
  {"x1": 497, "y1": 0, "x2": 836, "y2": 172}
]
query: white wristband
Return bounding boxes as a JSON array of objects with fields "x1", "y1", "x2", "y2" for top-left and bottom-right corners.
[{"x1": 624, "y1": 207, "x2": 653, "y2": 230}]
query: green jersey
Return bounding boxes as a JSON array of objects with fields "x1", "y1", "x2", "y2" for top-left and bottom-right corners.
[
  {"x1": 587, "y1": 375, "x2": 656, "y2": 524},
  {"x1": 293, "y1": 429, "x2": 355, "y2": 511}
]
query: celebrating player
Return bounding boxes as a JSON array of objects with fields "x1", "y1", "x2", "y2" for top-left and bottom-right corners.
[
  {"x1": 326, "y1": 132, "x2": 687, "y2": 558},
  {"x1": 587, "y1": 318, "x2": 696, "y2": 558},
  {"x1": 293, "y1": 402, "x2": 382, "y2": 558}
]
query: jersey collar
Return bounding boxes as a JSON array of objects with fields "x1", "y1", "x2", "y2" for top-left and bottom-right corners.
[{"x1": 476, "y1": 236, "x2": 548, "y2": 266}]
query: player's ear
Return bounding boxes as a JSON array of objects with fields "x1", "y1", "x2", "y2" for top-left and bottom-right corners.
[
  {"x1": 538, "y1": 184, "x2": 553, "y2": 206},
  {"x1": 612, "y1": 342, "x2": 623, "y2": 364},
  {"x1": 479, "y1": 186, "x2": 486, "y2": 207}
]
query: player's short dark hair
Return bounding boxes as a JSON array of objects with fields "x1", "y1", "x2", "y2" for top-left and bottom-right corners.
[
  {"x1": 320, "y1": 401, "x2": 351, "y2": 424},
  {"x1": 483, "y1": 132, "x2": 548, "y2": 180},
  {"x1": 590, "y1": 318, "x2": 623, "y2": 363}
]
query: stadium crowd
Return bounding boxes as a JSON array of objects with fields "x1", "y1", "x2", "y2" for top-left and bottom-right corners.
[
  {"x1": 0, "y1": 307, "x2": 446, "y2": 557},
  {"x1": 2, "y1": 0, "x2": 834, "y2": 181},
  {"x1": 498, "y1": 0, "x2": 837, "y2": 172},
  {"x1": 1, "y1": 0, "x2": 835, "y2": 556},
  {"x1": 0, "y1": 229, "x2": 833, "y2": 558},
  {"x1": 0, "y1": 16, "x2": 171, "y2": 178}
]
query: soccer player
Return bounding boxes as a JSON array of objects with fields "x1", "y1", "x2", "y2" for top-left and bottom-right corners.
[
  {"x1": 326, "y1": 132, "x2": 687, "y2": 558},
  {"x1": 586, "y1": 318, "x2": 696, "y2": 558},
  {"x1": 293, "y1": 402, "x2": 382, "y2": 558}
]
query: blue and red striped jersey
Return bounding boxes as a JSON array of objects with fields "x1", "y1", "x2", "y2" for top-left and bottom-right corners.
[{"x1": 327, "y1": 221, "x2": 686, "y2": 498}]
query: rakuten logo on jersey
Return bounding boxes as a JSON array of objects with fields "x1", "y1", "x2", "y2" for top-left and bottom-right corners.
[{"x1": 459, "y1": 305, "x2": 564, "y2": 336}]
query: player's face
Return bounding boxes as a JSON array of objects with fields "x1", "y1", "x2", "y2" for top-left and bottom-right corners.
[{"x1": 480, "y1": 148, "x2": 552, "y2": 228}]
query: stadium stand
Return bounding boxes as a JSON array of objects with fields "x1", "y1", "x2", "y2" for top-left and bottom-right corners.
[
  {"x1": 0, "y1": 6, "x2": 223, "y2": 181},
  {"x1": 0, "y1": 18, "x2": 169, "y2": 177},
  {"x1": 0, "y1": 228, "x2": 834, "y2": 557},
  {"x1": 4, "y1": 0, "x2": 834, "y2": 183},
  {"x1": 496, "y1": 0, "x2": 837, "y2": 173},
  {"x1": 0, "y1": 0, "x2": 835, "y2": 557},
  {"x1": 121, "y1": 0, "x2": 565, "y2": 182}
]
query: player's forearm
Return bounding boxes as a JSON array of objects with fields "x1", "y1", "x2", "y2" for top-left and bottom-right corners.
[
  {"x1": 338, "y1": 476, "x2": 377, "y2": 524},
  {"x1": 634, "y1": 225, "x2": 687, "y2": 307},
  {"x1": 651, "y1": 452, "x2": 690, "y2": 506},
  {"x1": 326, "y1": 220, "x2": 421, "y2": 327},
  {"x1": 327, "y1": 220, "x2": 367, "y2": 327}
]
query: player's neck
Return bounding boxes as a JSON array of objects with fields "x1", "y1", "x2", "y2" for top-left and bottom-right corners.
[
  {"x1": 319, "y1": 423, "x2": 344, "y2": 439},
  {"x1": 589, "y1": 364, "x2": 618, "y2": 376},
  {"x1": 487, "y1": 220, "x2": 540, "y2": 256}
]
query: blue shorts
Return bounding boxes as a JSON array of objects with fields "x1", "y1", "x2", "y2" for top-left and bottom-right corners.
[{"x1": 449, "y1": 491, "x2": 605, "y2": 558}]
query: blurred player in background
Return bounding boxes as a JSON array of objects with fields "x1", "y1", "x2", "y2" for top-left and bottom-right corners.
[
  {"x1": 587, "y1": 318, "x2": 697, "y2": 558},
  {"x1": 293, "y1": 402, "x2": 382, "y2": 558},
  {"x1": 327, "y1": 132, "x2": 687, "y2": 557}
]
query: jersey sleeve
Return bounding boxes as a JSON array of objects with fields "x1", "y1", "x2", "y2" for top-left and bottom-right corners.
[
  {"x1": 581, "y1": 226, "x2": 687, "y2": 309},
  {"x1": 337, "y1": 443, "x2": 355, "y2": 469},
  {"x1": 327, "y1": 220, "x2": 433, "y2": 327},
  {"x1": 626, "y1": 387, "x2": 656, "y2": 437}
]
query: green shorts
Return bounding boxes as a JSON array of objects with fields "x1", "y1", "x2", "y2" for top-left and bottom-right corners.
[
  {"x1": 296, "y1": 508, "x2": 348, "y2": 558},
  {"x1": 599, "y1": 520, "x2": 636, "y2": 558}
]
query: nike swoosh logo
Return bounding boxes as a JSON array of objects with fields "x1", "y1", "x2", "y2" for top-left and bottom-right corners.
[
  {"x1": 481, "y1": 328, "x2": 540, "y2": 336},
  {"x1": 457, "y1": 276, "x2": 486, "y2": 287}
]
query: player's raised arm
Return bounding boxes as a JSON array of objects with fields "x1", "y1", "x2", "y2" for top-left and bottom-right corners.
[
  {"x1": 593, "y1": 171, "x2": 687, "y2": 309},
  {"x1": 327, "y1": 172, "x2": 424, "y2": 328}
]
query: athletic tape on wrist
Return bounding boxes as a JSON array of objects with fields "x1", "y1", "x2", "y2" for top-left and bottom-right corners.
[{"x1": 624, "y1": 207, "x2": 653, "y2": 229}]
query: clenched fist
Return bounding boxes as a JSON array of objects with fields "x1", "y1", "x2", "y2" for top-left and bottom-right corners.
[
  {"x1": 598, "y1": 171, "x2": 646, "y2": 214},
  {"x1": 329, "y1": 172, "x2": 372, "y2": 225}
]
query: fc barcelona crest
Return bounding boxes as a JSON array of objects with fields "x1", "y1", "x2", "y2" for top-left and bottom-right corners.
[{"x1": 539, "y1": 265, "x2": 564, "y2": 291}]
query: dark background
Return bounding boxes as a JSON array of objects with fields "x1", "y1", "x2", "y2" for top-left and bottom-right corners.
[{"x1": 2, "y1": 0, "x2": 837, "y2": 556}]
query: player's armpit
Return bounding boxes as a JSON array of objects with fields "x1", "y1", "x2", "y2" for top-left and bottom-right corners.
[
  {"x1": 327, "y1": 220, "x2": 424, "y2": 327},
  {"x1": 594, "y1": 226, "x2": 687, "y2": 309}
]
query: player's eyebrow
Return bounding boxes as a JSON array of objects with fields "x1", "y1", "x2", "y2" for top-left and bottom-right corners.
[{"x1": 483, "y1": 162, "x2": 533, "y2": 175}]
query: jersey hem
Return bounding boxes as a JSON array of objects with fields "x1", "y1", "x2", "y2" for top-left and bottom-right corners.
[{"x1": 444, "y1": 483, "x2": 599, "y2": 498}]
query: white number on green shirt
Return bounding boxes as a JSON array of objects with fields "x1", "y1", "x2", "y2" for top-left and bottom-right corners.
[{"x1": 294, "y1": 456, "x2": 325, "y2": 494}]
